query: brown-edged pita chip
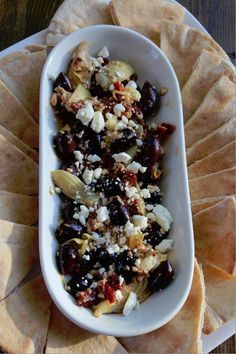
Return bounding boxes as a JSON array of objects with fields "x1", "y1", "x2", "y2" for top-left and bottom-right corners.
[
  {"x1": 110, "y1": 0, "x2": 185, "y2": 45},
  {"x1": 193, "y1": 197, "x2": 236, "y2": 274},
  {"x1": 0, "y1": 45, "x2": 46, "y2": 122},
  {"x1": 0, "y1": 80, "x2": 39, "y2": 148},
  {"x1": 202, "y1": 263, "x2": 236, "y2": 324},
  {"x1": 191, "y1": 196, "x2": 226, "y2": 215},
  {"x1": 0, "y1": 275, "x2": 51, "y2": 353},
  {"x1": 185, "y1": 76, "x2": 235, "y2": 148},
  {"x1": 203, "y1": 303, "x2": 223, "y2": 335},
  {"x1": 118, "y1": 259, "x2": 205, "y2": 354},
  {"x1": 189, "y1": 168, "x2": 235, "y2": 201},
  {"x1": 160, "y1": 20, "x2": 229, "y2": 88},
  {"x1": 0, "y1": 134, "x2": 38, "y2": 195},
  {"x1": 0, "y1": 191, "x2": 38, "y2": 224},
  {"x1": 188, "y1": 140, "x2": 235, "y2": 179},
  {"x1": 46, "y1": 0, "x2": 113, "y2": 47},
  {"x1": 187, "y1": 116, "x2": 236, "y2": 165},
  {"x1": 0, "y1": 219, "x2": 38, "y2": 299},
  {"x1": 45, "y1": 304, "x2": 127, "y2": 354},
  {"x1": 182, "y1": 49, "x2": 235, "y2": 121},
  {"x1": 0, "y1": 125, "x2": 38, "y2": 163}
]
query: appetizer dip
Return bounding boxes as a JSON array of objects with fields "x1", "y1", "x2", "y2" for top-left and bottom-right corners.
[{"x1": 51, "y1": 41, "x2": 175, "y2": 317}]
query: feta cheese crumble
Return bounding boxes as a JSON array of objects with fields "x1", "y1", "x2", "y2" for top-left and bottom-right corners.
[
  {"x1": 152, "y1": 205, "x2": 173, "y2": 232},
  {"x1": 123, "y1": 291, "x2": 137, "y2": 316},
  {"x1": 125, "y1": 80, "x2": 137, "y2": 89},
  {"x1": 126, "y1": 161, "x2": 147, "y2": 174},
  {"x1": 96, "y1": 206, "x2": 109, "y2": 223},
  {"x1": 132, "y1": 215, "x2": 148, "y2": 230},
  {"x1": 156, "y1": 239, "x2": 174, "y2": 253},
  {"x1": 112, "y1": 152, "x2": 131, "y2": 164},
  {"x1": 82, "y1": 169, "x2": 93, "y2": 185},
  {"x1": 113, "y1": 103, "x2": 125, "y2": 117},
  {"x1": 76, "y1": 102, "x2": 94, "y2": 125},
  {"x1": 91, "y1": 111, "x2": 105, "y2": 133}
]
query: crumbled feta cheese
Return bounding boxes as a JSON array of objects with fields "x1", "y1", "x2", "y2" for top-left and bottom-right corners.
[
  {"x1": 91, "y1": 232, "x2": 100, "y2": 241},
  {"x1": 99, "y1": 267, "x2": 106, "y2": 275},
  {"x1": 91, "y1": 281, "x2": 98, "y2": 289},
  {"x1": 146, "y1": 204, "x2": 154, "y2": 211},
  {"x1": 107, "y1": 243, "x2": 120, "y2": 254},
  {"x1": 87, "y1": 154, "x2": 101, "y2": 162},
  {"x1": 95, "y1": 237, "x2": 106, "y2": 245},
  {"x1": 83, "y1": 254, "x2": 90, "y2": 261},
  {"x1": 125, "y1": 80, "x2": 137, "y2": 89},
  {"x1": 87, "y1": 273, "x2": 93, "y2": 280},
  {"x1": 76, "y1": 205, "x2": 90, "y2": 226},
  {"x1": 76, "y1": 102, "x2": 94, "y2": 125},
  {"x1": 132, "y1": 215, "x2": 148, "y2": 230},
  {"x1": 109, "y1": 84, "x2": 115, "y2": 91},
  {"x1": 123, "y1": 292, "x2": 137, "y2": 316},
  {"x1": 139, "y1": 255, "x2": 159, "y2": 273},
  {"x1": 152, "y1": 205, "x2": 173, "y2": 231},
  {"x1": 119, "y1": 275, "x2": 125, "y2": 285},
  {"x1": 135, "y1": 258, "x2": 141, "y2": 266},
  {"x1": 146, "y1": 212, "x2": 156, "y2": 221},
  {"x1": 74, "y1": 150, "x2": 84, "y2": 163},
  {"x1": 125, "y1": 186, "x2": 139, "y2": 199},
  {"x1": 98, "y1": 46, "x2": 109, "y2": 58},
  {"x1": 91, "y1": 111, "x2": 105, "y2": 133},
  {"x1": 121, "y1": 115, "x2": 129, "y2": 125},
  {"x1": 136, "y1": 139, "x2": 143, "y2": 146},
  {"x1": 82, "y1": 169, "x2": 93, "y2": 185},
  {"x1": 140, "y1": 189, "x2": 151, "y2": 199},
  {"x1": 156, "y1": 239, "x2": 174, "y2": 253},
  {"x1": 112, "y1": 152, "x2": 131, "y2": 164},
  {"x1": 55, "y1": 187, "x2": 61, "y2": 194},
  {"x1": 124, "y1": 221, "x2": 141, "y2": 236},
  {"x1": 113, "y1": 103, "x2": 125, "y2": 117},
  {"x1": 93, "y1": 167, "x2": 102, "y2": 179},
  {"x1": 119, "y1": 236, "x2": 127, "y2": 245},
  {"x1": 147, "y1": 184, "x2": 160, "y2": 193},
  {"x1": 115, "y1": 290, "x2": 123, "y2": 301},
  {"x1": 128, "y1": 120, "x2": 136, "y2": 127},
  {"x1": 96, "y1": 206, "x2": 109, "y2": 223},
  {"x1": 126, "y1": 161, "x2": 147, "y2": 174}
]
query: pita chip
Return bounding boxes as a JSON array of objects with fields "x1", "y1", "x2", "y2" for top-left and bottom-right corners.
[
  {"x1": 0, "y1": 45, "x2": 47, "y2": 123},
  {"x1": 188, "y1": 140, "x2": 235, "y2": 179},
  {"x1": 191, "y1": 196, "x2": 226, "y2": 215},
  {"x1": 0, "y1": 80, "x2": 39, "y2": 148},
  {"x1": 0, "y1": 134, "x2": 38, "y2": 195},
  {"x1": 0, "y1": 219, "x2": 38, "y2": 300},
  {"x1": 193, "y1": 197, "x2": 236, "y2": 274},
  {"x1": 0, "y1": 125, "x2": 38, "y2": 163},
  {"x1": 187, "y1": 116, "x2": 236, "y2": 165},
  {"x1": 46, "y1": 0, "x2": 113, "y2": 47},
  {"x1": 182, "y1": 49, "x2": 235, "y2": 121},
  {"x1": 0, "y1": 191, "x2": 38, "y2": 224},
  {"x1": 185, "y1": 76, "x2": 235, "y2": 148},
  {"x1": 189, "y1": 168, "x2": 235, "y2": 201},
  {"x1": 110, "y1": 0, "x2": 185, "y2": 45},
  {"x1": 0, "y1": 276, "x2": 51, "y2": 353},
  {"x1": 45, "y1": 304, "x2": 127, "y2": 354},
  {"x1": 118, "y1": 259, "x2": 205, "y2": 354},
  {"x1": 203, "y1": 303, "x2": 223, "y2": 335}
]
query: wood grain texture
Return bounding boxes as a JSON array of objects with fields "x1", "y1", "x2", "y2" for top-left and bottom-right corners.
[{"x1": 0, "y1": 1, "x2": 235, "y2": 353}]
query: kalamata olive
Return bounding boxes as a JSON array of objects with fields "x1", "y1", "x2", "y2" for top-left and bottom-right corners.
[
  {"x1": 59, "y1": 109, "x2": 76, "y2": 125},
  {"x1": 115, "y1": 250, "x2": 136, "y2": 284},
  {"x1": 61, "y1": 159, "x2": 78, "y2": 175},
  {"x1": 144, "y1": 190, "x2": 162, "y2": 204},
  {"x1": 56, "y1": 244, "x2": 78, "y2": 274},
  {"x1": 144, "y1": 222, "x2": 168, "y2": 247},
  {"x1": 76, "y1": 250, "x2": 97, "y2": 275},
  {"x1": 108, "y1": 197, "x2": 129, "y2": 226},
  {"x1": 140, "y1": 81, "x2": 161, "y2": 118},
  {"x1": 110, "y1": 128, "x2": 137, "y2": 153},
  {"x1": 56, "y1": 222, "x2": 83, "y2": 244},
  {"x1": 84, "y1": 128, "x2": 102, "y2": 155},
  {"x1": 96, "y1": 175, "x2": 125, "y2": 197},
  {"x1": 136, "y1": 135, "x2": 162, "y2": 166},
  {"x1": 148, "y1": 260, "x2": 174, "y2": 292},
  {"x1": 53, "y1": 72, "x2": 73, "y2": 92},
  {"x1": 94, "y1": 248, "x2": 116, "y2": 269},
  {"x1": 61, "y1": 200, "x2": 79, "y2": 223},
  {"x1": 67, "y1": 275, "x2": 92, "y2": 297},
  {"x1": 54, "y1": 131, "x2": 78, "y2": 158}
]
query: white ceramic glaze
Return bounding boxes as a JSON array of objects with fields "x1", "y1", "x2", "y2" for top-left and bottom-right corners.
[{"x1": 39, "y1": 25, "x2": 194, "y2": 337}]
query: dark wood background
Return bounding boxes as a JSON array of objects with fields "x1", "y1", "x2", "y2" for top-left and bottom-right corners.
[{"x1": 0, "y1": 0, "x2": 235, "y2": 353}]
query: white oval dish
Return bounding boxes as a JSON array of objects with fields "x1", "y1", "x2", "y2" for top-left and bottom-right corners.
[{"x1": 39, "y1": 24, "x2": 194, "y2": 337}]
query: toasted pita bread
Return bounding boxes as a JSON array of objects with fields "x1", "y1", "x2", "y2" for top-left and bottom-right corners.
[
  {"x1": 46, "y1": 0, "x2": 113, "y2": 47},
  {"x1": 193, "y1": 197, "x2": 236, "y2": 274},
  {"x1": 0, "y1": 275, "x2": 51, "y2": 353},
  {"x1": 118, "y1": 259, "x2": 205, "y2": 354},
  {"x1": 185, "y1": 76, "x2": 235, "y2": 148},
  {"x1": 191, "y1": 196, "x2": 226, "y2": 215},
  {"x1": 0, "y1": 125, "x2": 38, "y2": 163},
  {"x1": 45, "y1": 304, "x2": 127, "y2": 354},
  {"x1": 203, "y1": 303, "x2": 223, "y2": 334},
  {"x1": 109, "y1": 0, "x2": 185, "y2": 45},
  {"x1": 0, "y1": 219, "x2": 38, "y2": 300},
  {"x1": 160, "y1": 20, "x2": 229, "y2": 87},
  {"x1": 0, "y1": 134, "x2": 38, "y2": 195},
  {"x1": 0, "y1": 80, "x2": 39, "y2": 148},
  {"x1": 0, "y1": 45, "x2": 46, "y2": 123},
  {"x1": 0, "y1": 191, "x2": 38, "y2": 224},
  {"x1": 202, "y1": 262, "x2": 236, "y2": 325},
  {"x1": 187, "y1": 116, "x2": 236, "y2": 165},
  {"x1": 188, "y1": 140, "x2": 235, "y2": 179},
  {"x1": 182, "y1": 49, "x2": 235, "y2": 121},
  {"x1": 190, "y1": 168, "x2": 235, "y2": 201}
]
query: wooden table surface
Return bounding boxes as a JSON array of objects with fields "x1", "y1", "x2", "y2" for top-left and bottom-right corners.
[{"x1": 0, "y1": 0, "x2": 235, "y2": 353}]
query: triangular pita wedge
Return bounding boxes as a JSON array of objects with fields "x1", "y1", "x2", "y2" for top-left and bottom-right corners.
[
  {"x1": 118, "y1": 259, "x2": 205, "y2": 354},
  {"x1": 0, "y1": 45, "x2": 46, "y2": 122},
  {"x1": 182, "y1": 49, "x2": 235, "y2": 121},
  {"x1": 187, "y1": 117, "x2": 236, "y2": 165},
  {"x1": 45, "y1": 304, "x2": 127, "y2": 354},
  {"x1": 188, "y1": 140, "x2": 235, "y2": 179},
  {"x1": 202, "y1": 262, "x2": 236, "y2": 324},
  {"x1": 191, "y1": 196, "x2": 226, "y2": 215},
  {"x1": 185, "y1": 76, "x2": 235, "y2": 147},
  {"x1": 0, "y1": 191, "x2": 38, "y2": 224},
  {"x1": 203, "y1": 303, "x2": 223, "y2": 335},
  {"x1": 46, "y1": 0, "x2": 113, "y2": 47},
  {"x1": 160, "y1": 20, "x2": 229, "y2": 87},
  {"x1": 0, "y1": 80, "x2": 39, "y2": 148},
  {"x1": 193, "y1": 197, "x2": 236, "y2": 274},
  {"x1": 189, "y1": 168, "x2": 235, "y2": 201},
  {"x1": 0, "y1": 219, "x2": 38, "y2": 300},
  {"x1": 0, "y1": 275, "x2": 51, "y2": 353},
  {"x1": 109, "y1": 0, "x2": 185, "y2": 45},
  {"x1": 0, "y1": 125, "x2": 38, "y2": 163},
  {"x1": 0, "y1": 134, "x2": 38, "y2": 195}
]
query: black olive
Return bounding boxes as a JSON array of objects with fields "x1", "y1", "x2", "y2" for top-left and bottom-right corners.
[
  {"x1": 56, "y1": 244, "x2": 78, "y2": 275},
  {"x1": 56, "y1": 222, "x2": 83, "y2": 244},
  {"x1": 110, "y1": 128, "x2": 137, "y2": 153},
  {"x1": 61, "y1": 200, "x2": 79, "y2": 223},
  {"x1": 53, "y1": 72, "x2": 73, "y2": 92},
  {"x1": 96, "y1": 175, "x2": 125, "y2": 197},
  {"x1": 144, "y1": 190, "x2": 162, "y2": 204},
  {"x1": 136, "y1": 135, "x2": 162, "y2": 166},
  {"x1": 144, "y1": 222, "x2": 168, "y2": 247},
  {"x1": 54, "y1": 131, "x2": 78, "y2": 158},
  {"x1": 115, "y1": 250, "x2": 136, "y2": 284},
  {"x1": 67, "y1": 275, "x2": 92, "y2": 297},
  {"x1": 108, "y1": 197, "x2": 129, "y2": 226},
  {"x1": 84, "y1": 128, "x2": 102, "y2": 155},
  {"x1": 148, "y1": 260, "x2": 174, "y2": 292},
  {"x1": 140, "y1": 81, "x2": 161, "y2": 118}
]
